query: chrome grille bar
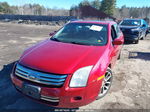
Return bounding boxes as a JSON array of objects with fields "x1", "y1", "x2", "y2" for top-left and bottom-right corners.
[
  {"x1": 15, "y1": 64, "x2": 67, "y2": 86},
  {"x1": 41, "y1": 95, "x2": 59, "y2": 102}
]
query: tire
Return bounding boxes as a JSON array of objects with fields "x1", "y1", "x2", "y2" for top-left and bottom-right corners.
[
  {"x1": 141, "y1": 32, "x2": 147, "y2": 40},
  {"x1": 145, "y1": 32, "x2": 148, "y2": 37},
  {"x1": 134, "y1": 39, "x2": 139, "y2": 44},
  {"x1": 118, "y1": 52, "x2": 121, "y2": 60},
  {"x1": 141, "y1": 34, "x2": 146, "y2": 40},
  {"x1": 96, "y1": 67, "x2": 113, "y2": 100}
]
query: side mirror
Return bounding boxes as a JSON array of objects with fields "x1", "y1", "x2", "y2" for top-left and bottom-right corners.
[
  {"x1": 112, "y1": 38, "x2": 124, "y2": 45},
  {"x1": 49, "y1": 31, "x2": 57, "y2": 36}
]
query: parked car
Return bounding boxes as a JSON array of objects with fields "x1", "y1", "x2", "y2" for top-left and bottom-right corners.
[
  {"x1": 11, "y1": 20, "x2": 124, "y2": 108},
  {"x1": 147, "y1": 25, "x2": 150, "y2": 33},
  {"x1": 119, "y1": 19, "x2": 148, "y2": 44}
]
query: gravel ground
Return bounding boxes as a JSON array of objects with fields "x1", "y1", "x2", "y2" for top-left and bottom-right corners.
[{"x1": 0, "y1": 22, "x2": 150, "y2": 112}]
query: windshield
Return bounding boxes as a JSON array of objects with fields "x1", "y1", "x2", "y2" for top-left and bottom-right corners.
[
  {"x1": 50, "y1": 23, "x2": 108, "y2": 46},
  {"x1": 120, "y1": 20, "x2": 141, "y2": 26}
]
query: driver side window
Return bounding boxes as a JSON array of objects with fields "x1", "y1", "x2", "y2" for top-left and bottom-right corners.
[{"x1": 111, "y1": 25, "x2": 117, "y2": 41}]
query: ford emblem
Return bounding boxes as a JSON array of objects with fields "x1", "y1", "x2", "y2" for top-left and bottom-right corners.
[{"x1": 28, "y1": 73, "x2": 37, "y2": 80}]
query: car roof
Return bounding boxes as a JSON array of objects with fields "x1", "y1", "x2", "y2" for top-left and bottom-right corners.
[{"x1": 70, "y1": 20, "x2": 116, "y2": 25}]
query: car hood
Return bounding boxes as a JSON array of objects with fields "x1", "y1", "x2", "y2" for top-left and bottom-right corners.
[
  {"x1": 119, "y1": 25, "x2": 139, "y2": 29},
  {"x1": 19, "y1": 39, "x2": 107, "y2": 74}
]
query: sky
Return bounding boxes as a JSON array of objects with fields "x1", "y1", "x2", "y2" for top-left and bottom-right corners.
[{"x1": 0, "y1": 0, "x2": 150, "y2": 9}]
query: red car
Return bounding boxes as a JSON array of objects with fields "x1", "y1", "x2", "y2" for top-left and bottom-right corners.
[{"x1": 11, "y1": 20, "x2": 124, "y2": 108}]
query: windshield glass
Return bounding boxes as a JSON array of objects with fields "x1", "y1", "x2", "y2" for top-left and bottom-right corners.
[
  {"x1": 120, "y1": 20, "x2": 141, "y2": 26},
  {"x1": 50, "y1": 23, "x2": 108, "y2": 46}
]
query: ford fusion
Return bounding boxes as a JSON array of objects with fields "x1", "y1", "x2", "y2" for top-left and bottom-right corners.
[{"x1": 11, "y1": 21, "x2": 124, "y2": 108}]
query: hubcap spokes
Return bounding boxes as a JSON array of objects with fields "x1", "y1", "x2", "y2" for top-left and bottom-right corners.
[{"x1": 99, "y1": 71, "x2": 112, "y2": 97}]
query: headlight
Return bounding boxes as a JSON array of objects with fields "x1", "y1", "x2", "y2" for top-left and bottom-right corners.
[{"x1": 70, "y1": 66, "x2": 93, "y2": 87}]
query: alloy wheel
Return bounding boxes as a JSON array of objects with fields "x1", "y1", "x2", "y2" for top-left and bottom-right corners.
[{"x1": 97, "y1": 68, "x2": 113, "y2": 99}]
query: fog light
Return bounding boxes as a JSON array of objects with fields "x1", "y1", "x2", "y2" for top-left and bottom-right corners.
[{"x1": 74, "y1": 96, "x2": 82, "y2": 100}]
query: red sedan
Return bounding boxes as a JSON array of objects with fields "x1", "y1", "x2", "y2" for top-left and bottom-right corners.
[{"x1": 11, "y1": 20, "x2": 124, "y2": 108}]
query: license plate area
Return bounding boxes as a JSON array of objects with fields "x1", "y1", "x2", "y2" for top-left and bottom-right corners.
[{"x1": 22, "y1": 83, "x2": 41, "y2": 99}]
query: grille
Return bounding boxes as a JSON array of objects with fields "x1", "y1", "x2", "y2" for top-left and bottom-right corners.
[
  {"x1": 15, "y1": 64, "x2": 67, "y2": 86},
  {"x1": 121, "y1": 29, "x2": 131, "y2": 33}
]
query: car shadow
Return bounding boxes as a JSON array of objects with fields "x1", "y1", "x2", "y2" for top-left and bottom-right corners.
[
  {"x1": 0, "y1": 61, "x2": 79, "y2": 112},
  {"x1": 123, "y1": 41, "x2": 134, "y2": 45},
  {"x1": 129, "y1": 52, "x2": 150, "y2": 61}
]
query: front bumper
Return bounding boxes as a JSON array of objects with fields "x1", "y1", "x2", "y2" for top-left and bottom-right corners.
[
  {"x1": 123, "y1": 33, "x2": 139, "y2": 41},
  {"x1": 11, "y1": 72, "x2": 102, "y2": 108},
  {"x1": 121, "y1": 29, "x2": 140, "y2": 41}
]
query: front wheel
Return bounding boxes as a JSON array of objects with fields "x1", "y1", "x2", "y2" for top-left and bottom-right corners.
[
  {"x1": 118, "y1": 51, "x2": 121, "y2": 60},
  {"x1": 134, "y1": 39, "x2": 139, "y2": 44},
  {"x1": 141, "y1": 34, "x2": 146, "y2": 40},
  {"x1": 97, "y1": 67, "x2": 113, "y2": 100}
]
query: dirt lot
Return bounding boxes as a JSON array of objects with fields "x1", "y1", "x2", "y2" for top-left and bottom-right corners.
[{"x1": 0, "y1": 22, "x2": 150, "y2": 111}]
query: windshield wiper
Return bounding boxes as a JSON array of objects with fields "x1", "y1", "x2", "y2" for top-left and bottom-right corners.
[
  {"x1": 51, "y1": 38, "x2": 92, "y2": 46},
  {"x1": 70, "y1": 41, "x2": 91, "y2": 45},
  {"x1": 51, "y1": 38, "x2": 61, "y2": 42}
]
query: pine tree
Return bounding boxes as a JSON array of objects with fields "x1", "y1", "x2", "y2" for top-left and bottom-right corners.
[
  {"x1": 0, "y1": 2, "x2": 13, "y2": 13},
  {"x1": 100, "y1": 0, "x2": 116, "y2": 16},
  {"x1": 91, "y1": 0, "x2": 101, "y2": 10},
  {"x1": 79, "y1": 0, "x2": 90, "y2": 7}
]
